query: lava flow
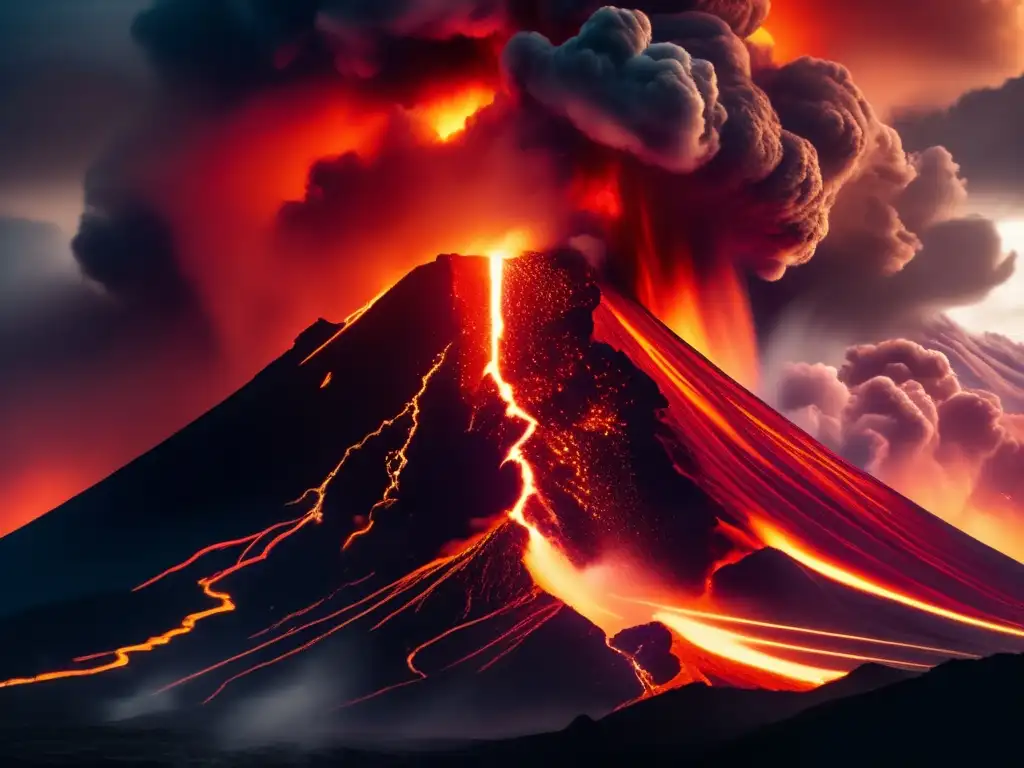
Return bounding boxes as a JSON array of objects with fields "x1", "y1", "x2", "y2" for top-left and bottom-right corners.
[
  {"x1": 475, "y1": 253, "x2": 939, "y2": 695},
  {"x1": 593, "y1": 292, "x2": 1024, "y2": 641}
]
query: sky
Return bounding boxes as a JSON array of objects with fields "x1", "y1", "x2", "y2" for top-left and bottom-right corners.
[
  {"x1": 949, "y1": 220, "x2": 1024, "y2": 341},
  {"x1": 0, "y1": 2, "x2": 150, "y2": 232}
]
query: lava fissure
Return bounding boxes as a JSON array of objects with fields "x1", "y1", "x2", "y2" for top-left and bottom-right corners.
[{"x1": 0, "y1": 345, "x2": 450, "y2": 690}]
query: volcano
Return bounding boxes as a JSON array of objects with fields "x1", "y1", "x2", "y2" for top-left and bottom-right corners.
[{"x1": 0, "y1": 251, "x2": 1021, "y2": 744}]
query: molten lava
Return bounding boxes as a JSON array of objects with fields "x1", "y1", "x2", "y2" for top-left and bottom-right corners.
[
  {"x1": 593, "y1": 293, "x2": 1024, "y2": 643},
  {"x1": 476, "y1": 253, "x2": 953, "y2": 695}
]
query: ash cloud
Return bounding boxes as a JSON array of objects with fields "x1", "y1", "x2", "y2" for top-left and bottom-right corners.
[
  {"x1": 839, "y1": 339, "x2": 961, "y2": 402},
  {"x1": 752, "y1": 138, "x2": 1016, "y2": 371},
  {"x1": 896, "y1": 75, "x2": 1024, "y2": 205},
  {"x1": 504, "y1": 8, "x2": 726, "y2": 173},
  {"x1": 2, "y1": 0, "x2": 1021, "y2": 538},
  {"x1": 520, "y1": 9, "x2": 884, "y2": 286},
  {"x1": 775, "y1": 337, "x2": 1024, "y2": 562},
  {"x1": 320, "y1": 0, "x2": 507, "y2": 39},
  {"x1": 129, "y1": 0, "x2": 330, "y2": 100}
]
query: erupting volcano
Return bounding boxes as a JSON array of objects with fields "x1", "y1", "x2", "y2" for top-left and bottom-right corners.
[
  {"x1": 0, "y1": 248, "x2": 1021, "y2": 726},
  {"x1": 1, "y1": 0, "x2": 1023, "y2": 757}
]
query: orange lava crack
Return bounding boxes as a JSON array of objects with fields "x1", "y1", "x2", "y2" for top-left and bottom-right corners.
[{"x1": 0, "y1": 345, "x2": 450, "y2": 689}]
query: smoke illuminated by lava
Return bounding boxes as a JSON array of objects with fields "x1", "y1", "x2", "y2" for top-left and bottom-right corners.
[{"x1": 417, "y1": 84, "x2": 499, "y2": 142}]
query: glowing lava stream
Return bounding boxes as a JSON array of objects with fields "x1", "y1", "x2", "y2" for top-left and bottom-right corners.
[
  {"x1": 594, "y1": 294, "x2": 1024, "y2": 642},
  {"x1": 0, "y1": 347, "x2": 449, "y2": 690},
  {"x1": 483, "y1": 253, "x2": 869, "y2": 692}
]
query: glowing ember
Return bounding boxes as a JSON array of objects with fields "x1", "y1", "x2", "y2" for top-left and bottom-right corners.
[{"x1": 746, "y1": 27, "x2": 776, "y2": 50}]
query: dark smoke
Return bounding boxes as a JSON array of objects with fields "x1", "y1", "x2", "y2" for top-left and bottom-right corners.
[
  {"x1": 896, "y1": 74, "x2": 1024, "y2": 205},
  {"x1": 505, "y1": 9, "x2": 894, "y2": 287},
  {"x1": 751, "y1": 138, "x2": 1015, "y2": 368},
  {"x1": 503, "y1": 8, "x2": 726, "y2": 173},
  {"x1": 132, "y1": 0, "x2": 323, "y2": 97}
]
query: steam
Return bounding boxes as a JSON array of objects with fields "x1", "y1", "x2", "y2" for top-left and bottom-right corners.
[
  {"x1": 216, "y1": 657, "x2": 343, "y2": 751},
  {"x1": 106, "y1": 687, "x2": 178, "y2": 723}
]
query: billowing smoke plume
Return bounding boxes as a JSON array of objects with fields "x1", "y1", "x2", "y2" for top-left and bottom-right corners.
[
  {"x1": 776, "y1": 339, "x2": 1024, "y2": 564},
  {"x1": 751, "y1": 140, "x2": 1016, "y2": 372},
  {"x1": 504, "y1": 9, "x2": 726, "y2": 173}
]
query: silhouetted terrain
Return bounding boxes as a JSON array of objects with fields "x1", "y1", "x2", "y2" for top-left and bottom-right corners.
[
  {"x1": 1, "y1": 654, "x2": 1020, "y2": 765},
  {"x1": 700, "y1": 653, "x2": 1024, "y2": 766}
]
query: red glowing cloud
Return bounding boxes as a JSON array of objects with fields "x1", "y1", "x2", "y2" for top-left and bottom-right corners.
[{"x1": 760, "y1": 0, "x2": 1024, "y2": 112}]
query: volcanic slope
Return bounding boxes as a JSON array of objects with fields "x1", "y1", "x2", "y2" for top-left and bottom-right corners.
[
  {"x1": 0, "y1": 251, "x2": 726, "y2": 731},
  {"x1": 0, "y1": 251, "x2": 1021, "y2": 738}
]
